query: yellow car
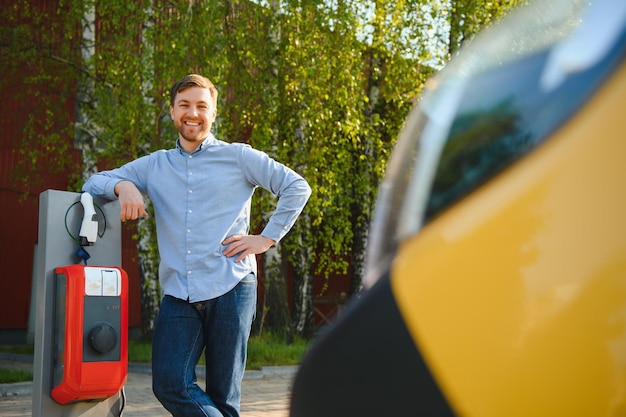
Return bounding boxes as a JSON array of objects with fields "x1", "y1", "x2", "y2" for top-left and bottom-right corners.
[{"x1": 290, "y1": 0, "x2": 626, "y2": 416}]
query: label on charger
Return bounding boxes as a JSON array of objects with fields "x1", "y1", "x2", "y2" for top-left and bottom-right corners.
[{"x1": 84, "y1": 267, "x2": 121, "y2": 296}]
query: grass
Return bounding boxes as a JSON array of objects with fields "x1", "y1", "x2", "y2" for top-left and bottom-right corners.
[
  {"x1": 0, "y1": 344, "x2": 34, "y2": 384},
  {"x1": 0, "y1": 344, "x2": 33, "y2": 355},
  {"x1": 0, "y1": 368, "x2": 32, "y2": 384},
  {"x1": 244, "y1": 333, "x2": 308, "y2": 369},
  {"x1": 0, "y1": 333, "x2": 309, "y2": 383},
  {"x1": 129, "y1": 332, "x2": 309, "y2": 370}
]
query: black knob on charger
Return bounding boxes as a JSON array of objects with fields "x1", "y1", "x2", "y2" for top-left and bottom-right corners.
[{"x1": 88, "y1": 323, "x2": 117, "y2": 354}]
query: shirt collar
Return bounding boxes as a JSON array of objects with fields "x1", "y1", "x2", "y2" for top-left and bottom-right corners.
[{"x1": 176, "y1": 133, "x2": 216, "y2": 154}]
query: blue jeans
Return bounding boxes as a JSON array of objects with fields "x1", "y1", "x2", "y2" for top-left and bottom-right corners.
[{"x1": 152, "y1": 274, "x2": 257, "y2": 417}]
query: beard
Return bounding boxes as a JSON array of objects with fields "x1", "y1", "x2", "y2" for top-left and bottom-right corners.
[{"x1": 176, "y1": 120, "x2": 211, "y2": 143}]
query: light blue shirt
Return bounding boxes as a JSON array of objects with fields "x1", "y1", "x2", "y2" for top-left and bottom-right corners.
[{"x1": 82, "y1": 134, "x2": 311, "y2": 302}]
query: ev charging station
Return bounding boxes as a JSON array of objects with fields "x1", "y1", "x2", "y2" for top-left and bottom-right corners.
[{"x1": 32, "y1": 190, "x2": 128, "y2": 417}]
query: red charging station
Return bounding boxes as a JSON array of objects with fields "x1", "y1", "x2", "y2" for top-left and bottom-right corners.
[{"x1": 51, "y1": 264, "x2": 128, "y2": 405}]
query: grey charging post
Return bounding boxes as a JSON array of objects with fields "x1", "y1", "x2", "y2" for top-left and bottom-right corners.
[{"x1": 32, "y1": 190, "x2": 125, "y2": 417}]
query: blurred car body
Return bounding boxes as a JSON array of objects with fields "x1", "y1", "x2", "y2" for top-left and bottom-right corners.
[{"x1": 290, "y1": 0, "x2": 626, "y2": 416}]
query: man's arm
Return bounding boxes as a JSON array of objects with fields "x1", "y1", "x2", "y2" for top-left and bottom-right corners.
[
  {"x1": 82, "y1": 156, "x2": 151, "y2": 222},
  {"x1": 222, "y1": 146, "x2": 312, "y2": 262}
]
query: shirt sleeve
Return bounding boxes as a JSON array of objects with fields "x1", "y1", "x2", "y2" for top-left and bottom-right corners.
[
  {"x1": 239, "y1": 146, "x2": 312, "y2": 242},
  {"x1": 82, "y1": 153, "x2": 153, "y2": 200}
]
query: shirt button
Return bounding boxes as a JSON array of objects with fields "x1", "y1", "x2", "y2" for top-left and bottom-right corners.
[
  {"x1": 187, "y1": 250, "x2": 191, "y2": 254},
  {"x1": 188, "y1": 209, "x2": 192, "y2": 213},
  {"x1": 188, "y1": 189, "x2": 193, "y2": 194},
  {"x1": 188, "y1": 271, "x2": 192, "y2": 275},
  {"x1": 187, "y1": 229, "x2": 191, "y2": 233}
]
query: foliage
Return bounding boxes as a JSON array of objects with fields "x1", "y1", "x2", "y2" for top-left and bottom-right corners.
[
  {"x1": 448, "y1": 0, "x2": 526, "y2": 56},
  {"x1": 1, "y1": 0, "x2": 523, "y2": 337}
]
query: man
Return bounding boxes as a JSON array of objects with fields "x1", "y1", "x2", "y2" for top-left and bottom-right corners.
[{"x1": 82, "y1": 74, "x2": 311, "y2": 417}]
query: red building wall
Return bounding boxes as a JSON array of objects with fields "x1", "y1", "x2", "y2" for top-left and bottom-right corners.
[
  {"x1": 0, "y1": 0, "x2": 141, "y2": 342},
  {"x1": 0, "y1": 0, "x2": 349, "y2": 341}
]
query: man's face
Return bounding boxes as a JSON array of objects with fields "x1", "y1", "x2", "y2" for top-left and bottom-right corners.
[{"x1": 170, "y1": 86, "x2": 216, "y2": 150}]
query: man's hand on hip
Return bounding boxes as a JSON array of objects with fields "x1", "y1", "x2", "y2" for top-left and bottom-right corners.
[{"x1": 222, "y1": 235, "x2": 276, "y2": 262}]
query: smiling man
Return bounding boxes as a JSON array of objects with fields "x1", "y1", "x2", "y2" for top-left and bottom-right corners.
[
  {"x1": 82, "y1": 74, "x2": 311, "y2": 417},
  {"x1": 170, "y1": 76, "x2": 217, "y2": 149}
]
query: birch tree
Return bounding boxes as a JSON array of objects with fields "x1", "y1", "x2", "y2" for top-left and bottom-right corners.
[{"x1": 2, "y1": 0, "x2": 523, "y2": 339}]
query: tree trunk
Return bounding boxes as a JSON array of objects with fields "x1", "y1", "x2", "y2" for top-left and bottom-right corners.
[
  {"x1": 288, "y1": 214, "x2": 314, "y2": 339},
  {"x1": 290, "y1": 244, "x2": 313, "y2": 339},
  {"x1": 349, "y1": 200, "x2": 368, "y2": 295},
  {"x1": 260, "y1": 243, "x2": 293, "y2": 339},
  {"x1": 137, "y1": 212, "x2": 161, "y2": 339},
  {"x1": 448, "y1": 0, "x2": 465, "y2": 57}
]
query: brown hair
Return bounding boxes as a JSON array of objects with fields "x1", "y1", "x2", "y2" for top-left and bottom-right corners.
[{"x1": 169, "y1": 74, "x2": 218, "y2": 108}]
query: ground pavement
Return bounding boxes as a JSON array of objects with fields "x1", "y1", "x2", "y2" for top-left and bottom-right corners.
[{"x1": 0, "y1": 355, "x2": 296, "y2": 417}]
